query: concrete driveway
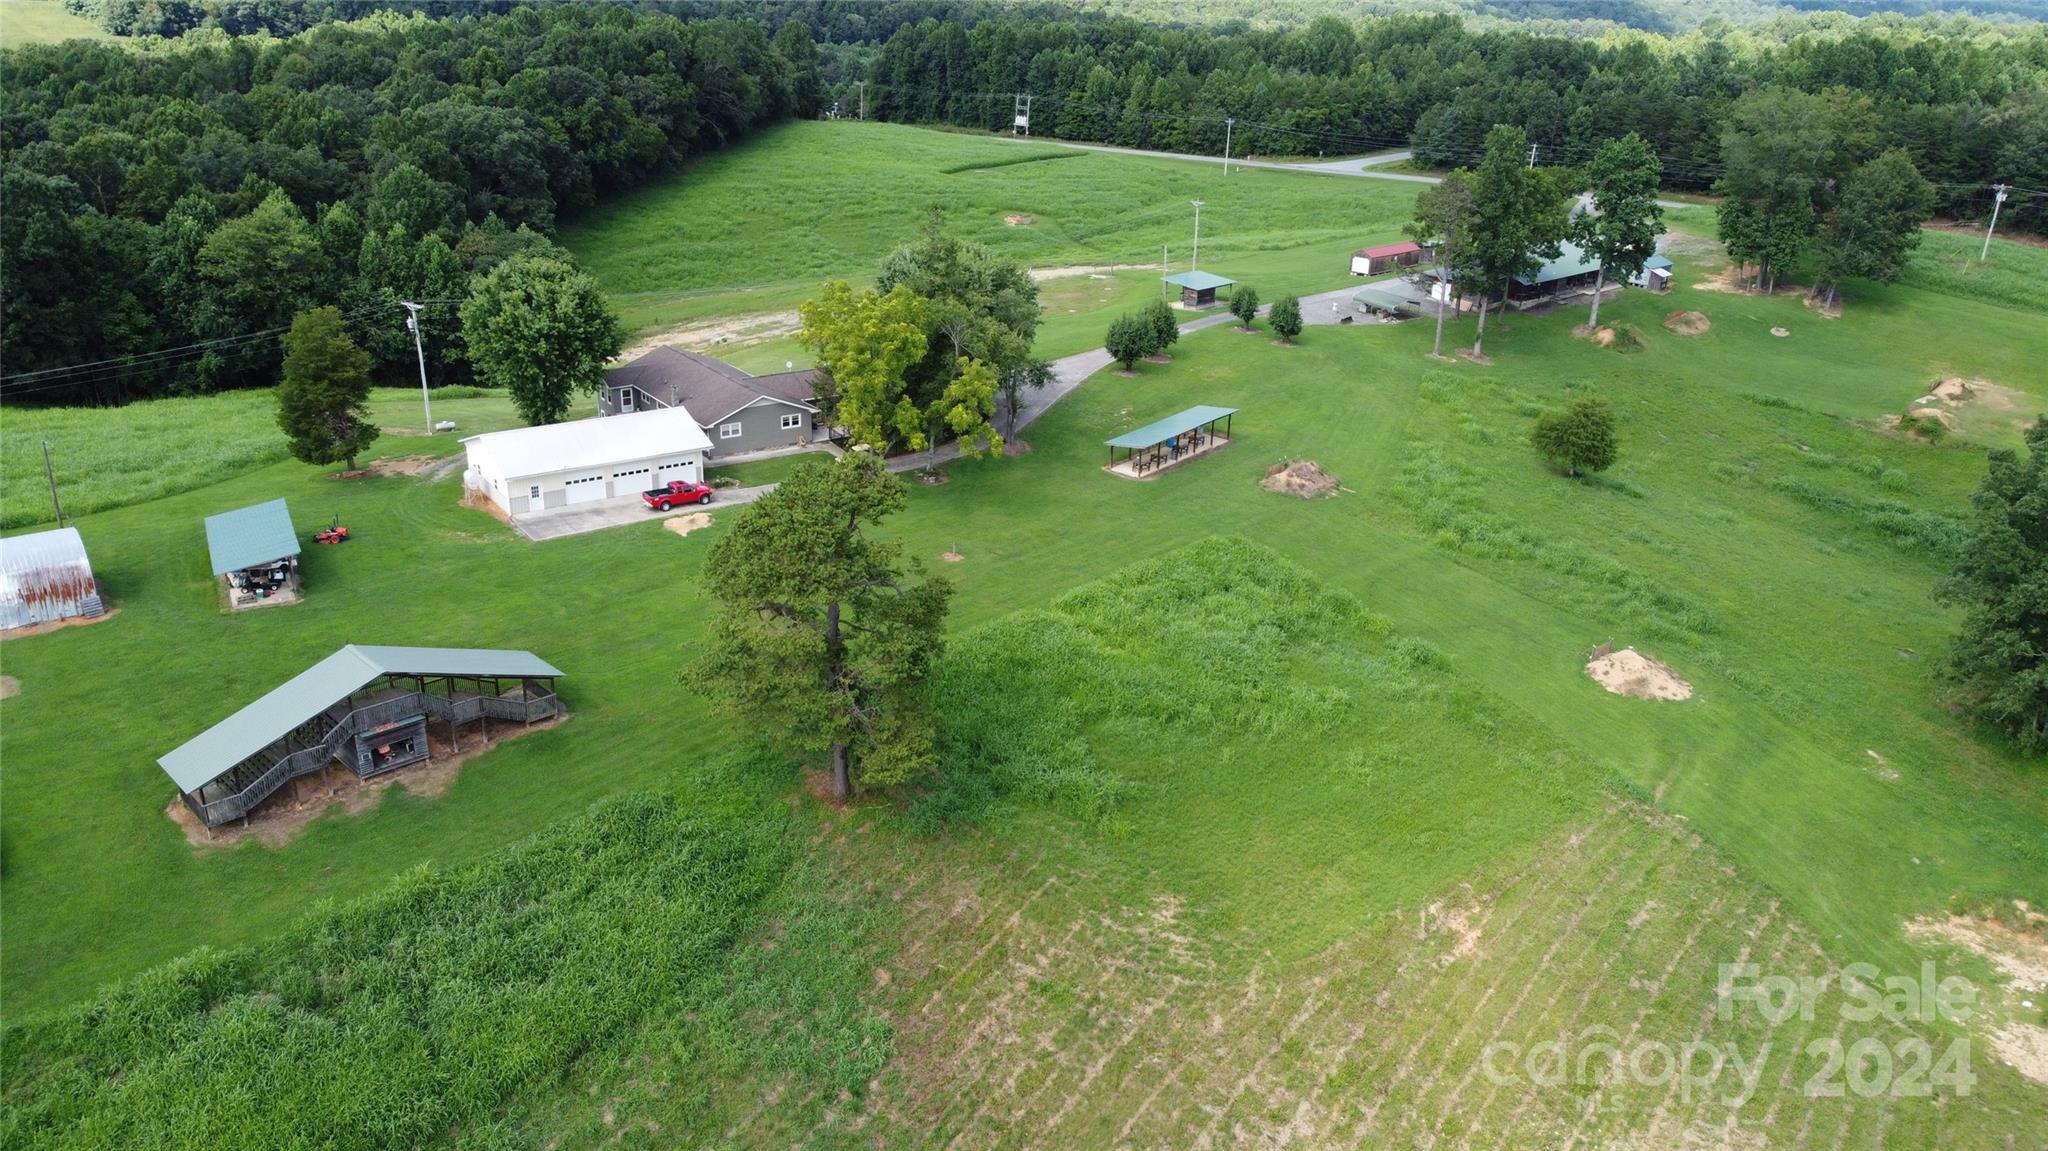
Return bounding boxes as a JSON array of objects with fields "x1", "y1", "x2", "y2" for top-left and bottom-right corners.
[{"x1": 511, "y1": 484, "x2": 772, "y2": 542}]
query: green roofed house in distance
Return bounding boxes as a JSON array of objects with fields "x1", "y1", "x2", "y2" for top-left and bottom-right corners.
[
  {"x1": 1105, "y1": 405, "x2": 1237, "y2": 479},
  {"x1": 158, "y1": 644, "x2": 566, "y2": 832},
  {"x1": 1162, "y1": 269, "x2": 1236, "y2": 308},
  {"x1": 203, "y1": 498, "x2": 301, "y2": 610}
]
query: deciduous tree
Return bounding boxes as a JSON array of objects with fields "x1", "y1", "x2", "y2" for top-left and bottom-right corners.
[
  {"x1": 1934, "y1": 416, "x2": 2048, "y2": 753},
  {"x1": 1269, "y1": 294, "x2": 1303, "y2": 342},
  {"x1": 798, "y1": 281, "x2": 929, "y2": 452},
  {"x1": 1467, "y1": 124, "x2": 1570, "y2": 358},
  {"x1": 1575, "y1": 133, "x2": 1664, "y2": 330},
  {"x1": 1813, "y1": 149, "x2": 1934, "y2": 310},
  {"x1": 1105, "y1": 314, "x2": 1152, "y2": 370},
  {"x1": 1531, "y1": 396, "x2": 1618, "y2": 477},
  {"x1": 701, "y1": 453, "x2": 953, "y2": 800},
  {"x1": 276, "y1": 306, "x2": 378, "y2": 472},
  {"x1": 1230, "y1": 285, "x2": 1260, "y2": 330},
  {"x1": 460, "y1": 254, "x2": 624, "y2": 426},
  {"x1": 1408, "y1": 172, "x2": 1478, "y2": 359},
  {"x1": 1142, "y1": 297, "x2": 1179, "y2": 358}
]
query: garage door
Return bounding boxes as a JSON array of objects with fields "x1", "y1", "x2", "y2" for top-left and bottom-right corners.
[
  {"x1": 656, "y1": 457, "x2": 698, "y2": 485},
  {"x1": 564, "y1": 473, "x2": 606, "y2": 505}
]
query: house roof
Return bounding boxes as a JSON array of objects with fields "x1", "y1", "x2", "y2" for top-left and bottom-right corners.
[
  {"x1": 1, "y1": 526, "x2": 91, "y2": 581},
  {"x1": 1161, "y1": 270, "x2": 1236, "y2": 291},
  {"x1": 157, "y1": 644, "x2": 564, "y2": 793},
  {"x1": 204, "y1": 499, "x2": 299, "y2": 576},
  {"x1": 1644, "y1": 254, "x2": 1674, "y2": 271},
  {"x1": 606, "y1": 348, "x2": 818, "y2": 427},
  {"x1": 1355, "y1": 241, "x2": 1422, "y2": 259},
  {"x1": 461, "y1": 407, "x2": 714, "y2": 482},
  {"x1": 1515, "y1": 241, "x2": 1603, "y2": 286},
  {"x1": 1105, "y1": 405, "x2": 1238, "y2": 450}
]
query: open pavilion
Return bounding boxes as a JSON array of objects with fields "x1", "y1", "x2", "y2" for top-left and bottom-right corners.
[
  {"x1": 158, "y1": 644, "x2": 564, "y2": 830},
  {"x1": 1104, "y1": 405, "x2": 1237, "y2": 479},
  {"x1": 205, "y1": 498, "x2": 301, "y2": 608}
]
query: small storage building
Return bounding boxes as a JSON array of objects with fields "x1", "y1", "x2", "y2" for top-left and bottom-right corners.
[
  {"x1": 0, "y1": 526, "x2": 104, "y2": 630},
  {"x1": 1162, "y1": 270, "x2": 1236, "y2": 308},
  {"x1": 462, "y1": 406, "x2": 714, "y2": 516},
  {"x1": 1351, "y1": 241, "x2": 1428, "y2": 276},
  {"x1": 205, "y1": 499, "x2": 301, "y2": 608},
  {"x1": 1633, "y1": 254, "x2": 1674, "y2": 292}
]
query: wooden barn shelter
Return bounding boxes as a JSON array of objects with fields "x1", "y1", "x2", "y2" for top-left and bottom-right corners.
[
  {"x1": 158, "y1": 644, "x2": 564, "y2": 830},
  {"x1": 1162, "y1": 269, "x2": 1236, "y2": 308}
]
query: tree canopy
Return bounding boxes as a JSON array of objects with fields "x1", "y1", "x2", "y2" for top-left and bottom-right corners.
[
  {"x1": 798, "y1": 281, "x2": 931, "y2": 452},
  {"x1": 1574, "y1": 133, "x2": 1664, "y2": 331},
  {"x1": 700, "y1": 452, "x2": 953, "y2": 800},
  {"x1": 276, "y1": 305, "x2": 378, "y2": 472},
  {"x1": 1531, "y1": 396, "x2": 1619, "y2": 477},
  {"x1": 1934, "y1": 416, "x2": 2048, "y2": 755},
  {"x1": 459, "y1": 254, "x2": 624, "y2": 426}
]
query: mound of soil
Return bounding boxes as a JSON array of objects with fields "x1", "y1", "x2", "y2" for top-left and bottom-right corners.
[
  {"x1": 664, "y1": 511, "x2": 712, "y2": 537},
  {"x1": 1769, "y1": 326, "x2": 1790, "y2": 338},
  {"x1": 940, "y1": 550, "x2": 964, "y2": 563},
  {"x1": 1663, "y1": 310, "x2": 1711, "y2": 336},
  {"x1": 1003, "y1": 213, "x2": 1034, "y2": 226},
  {"x1": 1904, "y1": 407, "x2": 1960, "y2": 432},
  {"x1": 1585, "y1": 647, "x2": 1693, "y2": 701},
  {"x1": 1261, "y1": 459, "x2": 1340, "y2": 499},
  {"x1": 1577, "y1": 324, "x2": 1618, "y2": 346},
  {"x1": 1932, "y1": 376, "x2": 1975, "y2": 403}
]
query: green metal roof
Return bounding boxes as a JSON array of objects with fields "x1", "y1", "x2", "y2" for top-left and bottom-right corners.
[
  {"x1": 1105, "y1": 405, "x2": 1238, "y2": 450},
  {"x1": 204, "y1": 498, "x2": 300, "y2": 575},
  {"x1": 1161, "y1": 270, "x2": 1236, "y2": 291},
  {"x1": 1514, "y1": 241, "x2": 1601, "y2": 286},
  {"x1": 157, "y1": 644, "x2": 565, "y2": 793},
  {"x1": 1644, "y1": 254, "x2": 1674, "y2": 271},
  {"x1": 1352, "y1": 287, "x2": 1411, "y2": 312}
]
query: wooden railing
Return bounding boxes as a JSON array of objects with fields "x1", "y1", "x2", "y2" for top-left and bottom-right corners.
[{"x1": 186, "y1": 689, "x2": 561, "y2": 827}]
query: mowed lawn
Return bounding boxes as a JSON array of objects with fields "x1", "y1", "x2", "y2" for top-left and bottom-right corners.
[{"x1": 560, "y1": 120, "x2": 1413, "y2": 343}]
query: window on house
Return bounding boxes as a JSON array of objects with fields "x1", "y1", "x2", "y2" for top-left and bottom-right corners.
[
  {"x1": 719, "y1": 422, "x2": 743, "y2": 439},
  {"x1": 780, "y1": 412, "x2": 803, "y2": 430}
]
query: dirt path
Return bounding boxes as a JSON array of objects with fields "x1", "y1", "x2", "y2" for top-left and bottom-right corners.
[{"x1": 615, "y1": 310, "x2": 802, "y2": 364}]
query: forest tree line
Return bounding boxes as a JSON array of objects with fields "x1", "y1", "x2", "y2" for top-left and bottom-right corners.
[
  {"x1": 2, "y1": 5, "x2": 822, "y2": 404},
  {"x1": 857, "y1": 12, "x2": 2047, "y2": 227}
]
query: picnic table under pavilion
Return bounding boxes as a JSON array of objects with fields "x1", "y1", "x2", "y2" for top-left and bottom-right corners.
[{"x1": 1104, "y1": 405, "x2": 1237, "y2": 479}]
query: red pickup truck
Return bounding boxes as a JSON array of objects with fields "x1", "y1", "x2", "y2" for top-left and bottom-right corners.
[{"x1": 642, "y1": 480, "x2": 713, "y2": 511}]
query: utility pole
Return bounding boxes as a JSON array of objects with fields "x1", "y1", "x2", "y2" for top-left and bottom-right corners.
[
  {"x1": 399, "y1": 301, "x2": 433, "y2": 434},
  {"x1": 1223, "y1": 117, "x2": 1234, "y2": 175},
  {"x1": 1190, "y1": 199, "x2": 1203, "y2": 270},
  {"x1": 1527, "y1": 142, "x2": 1539, "y2": 168},
  {"x1": 1162, "y1": 243, "x2": 1169, "y2": 271},
  {"x1": 856, "y1": 81, "x2": 866, "y2": 121},
  {"x1": 1981, "y1": 184, "x2": 2009, "y2": 261},
  {"x1": 42, "y1": 440, "x2": 63, "y2": 526}
]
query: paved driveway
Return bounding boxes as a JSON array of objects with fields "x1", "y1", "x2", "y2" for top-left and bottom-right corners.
[{"x1": 511, "y1": 484, "x2": 772, "y2": 542}]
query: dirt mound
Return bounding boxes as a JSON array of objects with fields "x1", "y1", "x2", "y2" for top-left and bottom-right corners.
[
  {"x1": 1261, "y1": 459, "x2": 1340, "y2": 499},
  {"x1": 1585, "y1": 647, "x2": 1693, "y2": 701},
  {"x1": 941, "y1": 550, "x2": 964, "y2": 563},
  {"x1": 1003, "y1": 213, "x2": 1034, "y2": 226},
  {"x1": 1577, "y1": 324, "x2": 1617, "y2": 346},
  {"x1": 663, "y1": 511, "x2": 712, "y2": 538},
  {"x1": 1769, "y1": 325, "x2": 1790, "y2": 338},
  {"x1": 1662, "y1": 310, "x2": 1710, "y2": 336},
  {"x1": 366, "y1": 455, "x2": 439, "y2": 477}
]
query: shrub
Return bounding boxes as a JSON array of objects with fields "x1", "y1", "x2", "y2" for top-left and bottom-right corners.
[
  {"x1": 1531, "y1": 397, "x2": 1619, "y2": 476},
  {"x1": 1230, "y1": 285, "x2": 1260, "y2": 329},
  {"x1": 1142, "y1": 297, "x2": 1179, "y2": 356},
  {"x1": 1269, "y1": 295, "x2": 1303, "y2": 342},
  {"x1": 1105, "y1": 314, "x2": 1154, "y2": 370}
]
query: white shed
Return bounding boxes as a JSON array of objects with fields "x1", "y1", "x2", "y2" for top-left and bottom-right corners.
[
  {"x1": 462, "y1": 406, "x2": 714, "y2": 516},
  {"x1": 1, "y1": 526, "x2": 104, "y2": 630}
]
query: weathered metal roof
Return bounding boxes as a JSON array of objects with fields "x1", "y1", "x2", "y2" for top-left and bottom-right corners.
[
  {"x1": 156, "y1": 644, "x2": 565, "y2": 793},
  {"x1": 1105, "y1": 405, "x2": 1238, "y2": 450},
  {"x1": 1644, "y1": 254, "x2": 1674, "y2": 271},
  {"x1": 1352, "y1": 287, "x2": 1412, "y2": 312},
  {"x1": 1161, "y1": 270, "x2": 1237, "y2": 291},
  {"x1": 1355, "y1": 241, "x2": 1421, "y2": 259},
  {"x1": 1, "y1": 526, "x2": 90, "y2": 579},
  {"x1": 204, "y1": 499, "x2": 300, "y2": 576}
]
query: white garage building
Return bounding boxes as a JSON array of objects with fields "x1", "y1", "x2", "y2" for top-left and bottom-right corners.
[{"x1": 462, "y1": 407, "x2": 713, "y2": 516}]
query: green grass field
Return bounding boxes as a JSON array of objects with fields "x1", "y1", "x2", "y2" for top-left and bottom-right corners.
[
  {"x1": 6, "y1": 127, "x2": 2047, "y2": 1145},
  {"x1": 0, "y1": 1, "x2": 107, "y2": 49},
  {"x1": 562, "y1": 120, "x2": 1414, "y2": 344}
]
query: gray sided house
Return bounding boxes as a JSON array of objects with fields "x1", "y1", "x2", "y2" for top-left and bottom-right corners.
[{"x1": 601, "y1": 347, "x2": 821, "y2": 455}]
